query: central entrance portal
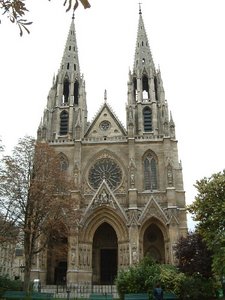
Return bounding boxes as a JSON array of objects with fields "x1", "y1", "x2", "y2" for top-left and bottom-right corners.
[
  {"x1": 93, "y1": 223, "x2": 118, "y2": 284},
  {"x1": 100, "y1": 249, "x2": 117, "y2": 284}
]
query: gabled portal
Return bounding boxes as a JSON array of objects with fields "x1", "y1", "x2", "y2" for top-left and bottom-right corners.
[{"x1": 143, "y1": 224, "x2": 165, "y2": 263}]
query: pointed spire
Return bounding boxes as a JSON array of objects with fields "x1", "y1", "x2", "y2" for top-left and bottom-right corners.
[
  {"x1": 133, "y1": 7, "x2": 155, "y2": 72},
  {"x1": 60, "y1": 14, "x2": 80, "y2": 76}
]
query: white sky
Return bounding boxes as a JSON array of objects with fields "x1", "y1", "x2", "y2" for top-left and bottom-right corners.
[{"x1": 1, "y1": 0, "x2": 225, "y2": 230}]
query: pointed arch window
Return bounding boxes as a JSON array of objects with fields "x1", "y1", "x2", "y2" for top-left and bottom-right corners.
[
  {"x1": 60, "y1": 110, "x2": 69, "y2": 135},
  {"x1": 63, "y1": 78, "x2": 70, "y2": 103},
  {"x1": 143, "y1": 107, "x2": 152, "y2": 131},
  {"x1": 154, "y1": 76, "x2": 158, "y2": 101},
  {"x1": 144, "y1": 153, "x2": 158, "y2": 190},
  {"x1": 133, "y1": 77, "x2": 137, "y2": 101},
  {"x1": 74, "y1": 80, "x2": 79, "y2": 105},
  {"x1": 142, "y1": 75, "x2": 149, "y2": 100}
]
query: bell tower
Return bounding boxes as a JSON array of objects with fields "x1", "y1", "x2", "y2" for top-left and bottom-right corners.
[
  {"x1": 127, "y1": 6, "x2": 174, "y2": 139},
  {"x1": 37, "y1": 14, "x2": 88, "y2": 142}
]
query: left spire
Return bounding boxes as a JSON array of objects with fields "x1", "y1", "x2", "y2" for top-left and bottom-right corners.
[{"x1": 60, "y1": 14, "x2": 80, "y2": 76}]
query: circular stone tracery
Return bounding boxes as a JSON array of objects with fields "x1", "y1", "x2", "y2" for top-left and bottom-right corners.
[{"x1": 88, "y1": 158, "x2": 122, "y2": 190}]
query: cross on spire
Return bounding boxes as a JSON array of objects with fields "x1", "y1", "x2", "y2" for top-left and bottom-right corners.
[
  {"x1": 138, "y1": 2, "x2": 142, "y2": 14},
  {"x1": 104, "y1": 89, "x2": 107, "y2": 102}
]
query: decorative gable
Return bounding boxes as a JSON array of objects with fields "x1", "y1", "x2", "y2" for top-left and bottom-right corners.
[
  {"x1": 84, "y1": 103, "x2": 127, "y2": 138},
  {"x1": 139, "y1": 196, "x2": 168, "y2": 225},
  {"x1": 83, "y1": 179, "x2": 128, "y2": 221}
]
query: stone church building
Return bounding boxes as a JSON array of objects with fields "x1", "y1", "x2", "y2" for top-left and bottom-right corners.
[{"x1": 36, "y1": 8, "x2": 187, "y2": 286}]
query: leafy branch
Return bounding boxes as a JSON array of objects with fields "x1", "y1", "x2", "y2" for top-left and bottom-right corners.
[{"x1": 0, "y1": 0, "x2": 91, "y2": 36}]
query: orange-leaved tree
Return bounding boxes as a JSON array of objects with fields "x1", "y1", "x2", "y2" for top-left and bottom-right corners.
[{"x1": 0, "y1": 136, "x2": 78, "y2": 292}]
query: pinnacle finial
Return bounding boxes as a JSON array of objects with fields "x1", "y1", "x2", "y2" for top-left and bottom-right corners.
[
  {"x1": 138, "y1": 2, "x2": 142, "y2": 14},
  {"x1": 72, "y1": 12, "x2": 75, "y2": 20}
]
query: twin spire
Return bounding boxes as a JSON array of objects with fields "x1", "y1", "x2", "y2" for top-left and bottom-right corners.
[
  {"x1": 60, "y1": 14, "x2": 80, "y2": 77},
  {"x1": 60, "y1": 7, "x2": 155, "y2": 78},
  {"x1": 133, "y1": 5, "x2": 155, "y2": 72}
]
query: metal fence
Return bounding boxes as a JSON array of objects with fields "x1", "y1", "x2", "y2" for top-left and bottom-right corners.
[{"x1": 41, "y1": 284, "x2": 119, "y2": 299}]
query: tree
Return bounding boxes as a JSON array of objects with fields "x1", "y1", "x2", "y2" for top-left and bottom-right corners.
[
  {"x1": 0, "y1": 0, "x2": 91, "y2": 36},
  {"x1": 188, "y1": 170, "x2": 225, "y2": 278},
  {"x1": 175, "y1": 232, "x2": 213, "y2": 278},
  {"x1": 0, "y1": 136, "x2": 77, "y2": 292}
]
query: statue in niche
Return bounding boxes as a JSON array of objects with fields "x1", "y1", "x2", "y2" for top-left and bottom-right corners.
[
  {"x1": 128, "y1": 106, "x2": 133, "y2": 120},
  {"x1": 101, "y1": 189, "x2": 108, "y2": 202},
  {"x1": 79, "y1": 248, "x2": 83, "y2": 266},
  {"x1": 71, "y1": 249, "x2": 76, "y2": 265},
  {"x1": 87, "y1": 249, "x2": 90, "y2": 266},
  {"x1": 164, "y1": 122, "x2": 169, "y2": 136},
  {"x1": 129, "y1": 158, "x2": 136, "y2": 188},
  {"x1": 74, "y1": 163, "x2": 79, "y2": 188},
  {"x1": 132, "y1": 245, "x2": 138, "y2": 264},
  {"x1": 83, "y1": 248, "x2": 86, "y2": 266},
  {"x1": 130, "y1": 172, "x2": 135, "y2": 187},
  {"x1": 124, "y1": 247, "x2": 129, "y2": 266},
  {"x1": 167, "y1": 164, "x2": 174, "y2": 187},
  {"x1": 119, "y1": 248, "x2": 123, "y2": 266}
]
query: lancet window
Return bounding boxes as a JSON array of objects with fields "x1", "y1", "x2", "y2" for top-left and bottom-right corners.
[
  {"x1": 142, "y1": 74, "x2": 149, "y2": 100},
  {"x1": 60, "y1": 110, "x2": 69, "y2": 135},
  {"x1": 74, "y1": 80, "x2": 79, "y2": 105},
  {"x1": 63, "y1": 78, "x2": 70, "y2": 103},
  {"x1": 144, "y1": 153, "x2": 158, "y2": 190},
  {"x1": 143, "y1": 107, "x2": 152, "y2": 131}
]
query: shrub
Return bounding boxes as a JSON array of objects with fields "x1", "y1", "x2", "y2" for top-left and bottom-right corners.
[
  {"x1": 159, "y1": 264, "x2": 185, "y2": 297},
  {"x1": 0, "y1": 275, "x2": 23, "y2": 295},
  {"x1": 115, "y1": 257, "x2": 161, "y2": 299},
  {"x1": 179, "y1": 274, "x2": 215, "y2": 300}
]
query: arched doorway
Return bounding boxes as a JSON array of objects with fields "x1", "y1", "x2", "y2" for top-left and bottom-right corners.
[
  {"x1": 92, "y1": 222, "x2": 118, "y2": 284},
  {"x1": 143, "y1": 224, "x2": 165, "y2": 263},
  {"x1": 46, "y1": 225, "x2": 68, "y2": 284}
]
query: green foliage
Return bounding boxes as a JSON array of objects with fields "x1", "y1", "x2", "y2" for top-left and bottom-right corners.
[
  {"x1": 159, "y1": 264, "x2": 185, "y2": 296},
  {"x1": 0, "y1": 275, "x2": 22, "y2": 295},
  {"x1": 188, "y1": 170, "x2": 225, "y2": 277},
  {"x1": 115, "y1": 257, "x2": 160, "y2": 299},
  {"x1": 179, "y1": 274, "x2": 215, "y2": 300},
  {"x1": 115, "y1": 257, "x2": 184, "y2": 300}
]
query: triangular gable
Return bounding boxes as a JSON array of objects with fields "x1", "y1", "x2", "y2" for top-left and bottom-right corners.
[
  {"x1": 139, "y1": 196, "x2": 168, "y2": 225},
  {"x1": 167, "y1": 214, "x2": 179, "y2": 226},
  {"x1": 84, "y1": 102, "x2": 127, "y2": 138},
  {"x1": 83, "y1": 179, "x2": 128, "y2": 221}
]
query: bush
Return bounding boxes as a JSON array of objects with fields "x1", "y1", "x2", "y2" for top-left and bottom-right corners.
[
  {"x1": 159, "y1": 264, "x2": 185, "y2": 297},
  {"x1": 115, "y1": 257, "x2": 218, "y2": 300},
  {"x1": 115, "y1": 257, "x2": 161, "y2": 299},
  {"x1": 179, "y1": 274, "x2": 215, "y2": 300},
  {"x1": 0, "y1": 275, "x2": 23, "y2": 295}
]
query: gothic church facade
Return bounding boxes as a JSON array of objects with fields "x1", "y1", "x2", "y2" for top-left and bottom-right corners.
[{"x1": 37, "y1": 8, "x2": 187, "y2": 286}]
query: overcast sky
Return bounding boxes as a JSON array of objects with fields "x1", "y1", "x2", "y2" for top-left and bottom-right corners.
[{"x1": 1, "y1": 0, "x2": 225, "y2": 230}]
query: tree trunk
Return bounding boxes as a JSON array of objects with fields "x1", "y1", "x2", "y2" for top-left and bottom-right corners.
[{"x1": 23, "y1": 249, "x2": 32, "y2": 293}]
